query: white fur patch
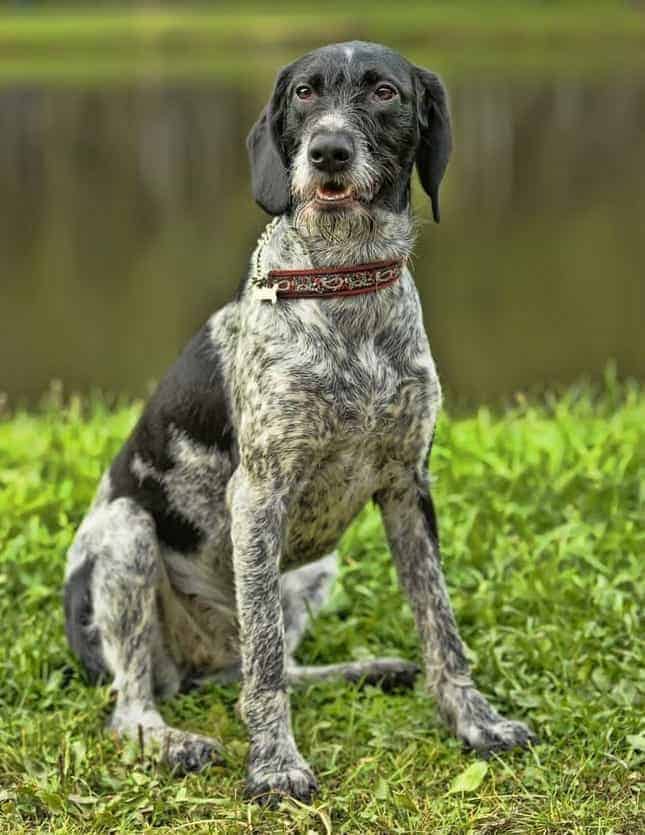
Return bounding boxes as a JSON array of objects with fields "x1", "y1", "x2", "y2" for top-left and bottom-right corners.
[{"x1": 315, "y1": 112, "x2": 349, "y2": 132}]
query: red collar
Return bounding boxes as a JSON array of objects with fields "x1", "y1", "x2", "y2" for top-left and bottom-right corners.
[{"x1": 254, "y1": 258, "x2": 405, "y2": 303}]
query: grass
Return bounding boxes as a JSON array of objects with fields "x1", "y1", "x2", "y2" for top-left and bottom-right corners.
[
  {"x1": 0, "y1": 374, "x2": 643, "y2": 833},
  {"x1": 1, "y1": 2, "x2": 645, "y2": 84}
]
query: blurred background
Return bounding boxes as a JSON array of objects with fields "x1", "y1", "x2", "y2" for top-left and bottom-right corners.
[{"x1": 0, "y1": 1, "x2": 643, "y2": 406}]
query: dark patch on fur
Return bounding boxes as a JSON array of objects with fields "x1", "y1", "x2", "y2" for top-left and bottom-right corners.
[
  {"x1": 416, "y1": 468, "x2": 470, "y2": 673},
  {"x1": 113, "y1": 468, "x2": 202, "y2": 554},
  {"x1": 64, "y1": 557, "x2": 107, "y2": 684},
  {"x1": 416, "y1": 477, "x2": 439, "y2": 546},
  {"x1": 418, "y1": 432, "x2": 439, "y2": 544},
  {"x1": 109, "y1": 324, "x2": 236, "y2": 553},
  {"x1": 344, "y1": 663, "x2": 421, "y2": 692}
]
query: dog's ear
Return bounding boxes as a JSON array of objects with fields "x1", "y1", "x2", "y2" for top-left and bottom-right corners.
[
  {"x1": 413, "y1": 67, "x2": 452, "y2": 223},
  {"x1": 246, "y1": 65, "x2": 293, "y2": 216}
]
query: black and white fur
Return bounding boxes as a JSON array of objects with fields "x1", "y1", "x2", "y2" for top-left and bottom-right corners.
[{"x1": 64, "y1": 42, "x2": 535, "y2": 803}]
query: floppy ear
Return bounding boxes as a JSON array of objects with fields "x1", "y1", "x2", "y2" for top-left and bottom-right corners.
[
  {"x1": 246, "y1": 65, "x2": 293, "y2": 215},
  {"x1": 414, "y1": 68, "x2": 452, "y2": 223}
]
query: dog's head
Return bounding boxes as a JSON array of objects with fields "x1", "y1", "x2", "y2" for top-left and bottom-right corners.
[{"x1": 247, "y1": 41, "x2": 451, "y2": 239}]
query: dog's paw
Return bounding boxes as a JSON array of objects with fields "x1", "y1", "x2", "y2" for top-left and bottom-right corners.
[
  {"x1": 362, "y1": 658, "x2": 421, "y2": 692},
  {"x1": 245, "y1": 763, "x2": 318, "y2": 805},
  {"x1": 460, "y1": 715, "x2": 537, "y2": 755},
  {"x1": 163, "y1": 730, "x2": 225, "y2": 774},
  {"x1": 109, "y1": 708, "x2": 225, "y2": 774},
  {"x1": 245, "y1": 732, "x2": 317, "y2": 804},
  {"x1": 446, "y1": 686, "x2": 537, "y2": 755},
  {"x1": 337, "y1": 658, "x2": 422, "y2": 692}
]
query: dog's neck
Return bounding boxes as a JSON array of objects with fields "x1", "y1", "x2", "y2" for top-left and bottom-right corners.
[
  {"x1": 254, "y1": 210, "x2": 415, "y2": 277},
  {"x1": 297, "y1": 209, "x2": 415, "y2": 268}
]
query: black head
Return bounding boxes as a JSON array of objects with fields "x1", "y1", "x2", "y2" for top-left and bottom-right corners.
[{"x1": 246, "y1": 41, "x2": 452, "y2": 227}]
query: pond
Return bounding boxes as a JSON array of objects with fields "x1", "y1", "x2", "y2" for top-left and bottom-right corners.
[{"x1": 1, "y1": 52, "x2": 644, "y2": 404}]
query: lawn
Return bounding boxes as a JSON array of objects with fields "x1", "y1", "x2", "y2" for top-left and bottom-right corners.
[{"x1": 0, "y1": 375, "x2": 643, "y2": 833}]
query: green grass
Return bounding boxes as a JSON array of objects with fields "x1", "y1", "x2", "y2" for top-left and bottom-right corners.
[
  {"x1": 0, "y1": 376, "x2": 643, "y2": 833},
  {"x1": 0, "y1": 2, "x2": 644, "y2": 84}
]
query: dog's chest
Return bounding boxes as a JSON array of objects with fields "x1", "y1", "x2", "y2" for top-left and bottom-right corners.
[
  {"x1": 281, "y1": 435, "x2": 410, "y2": 566},
  {"x1": 284, "y1": 365, "x2": 437, "y2": 565},
  {"x1": 237, "y1": 293, "x2": 437, "y2": 446},
  {"x1": 234, "y1": 283, "x2": 441, "y2": 562}
]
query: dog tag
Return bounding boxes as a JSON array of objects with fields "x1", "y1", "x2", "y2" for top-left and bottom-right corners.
[{"x1": 255, "y1": 284, "x2": 278, "y2": 304}]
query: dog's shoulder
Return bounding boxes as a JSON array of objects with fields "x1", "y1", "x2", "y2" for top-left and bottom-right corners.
[
  {"x1": 116, "y1": 304, "x2": 238, "y2": 468},
  {"x1": 107, "y1": 303, "x2": 239, "y2": 552}
]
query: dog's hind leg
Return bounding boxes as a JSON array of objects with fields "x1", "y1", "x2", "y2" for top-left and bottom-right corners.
[
  {"x1": 281, "y1": 553, "x2": 420, "y2": 691},
  {"x1": 281, "y1": 552, "x2": 339, "y2": 656},
  {"x1": 67, "y1": 498, "x2": 223, "y2": 773},
  {"x1": 287, "y1": 659, "x2": 420, "y2": 690}
]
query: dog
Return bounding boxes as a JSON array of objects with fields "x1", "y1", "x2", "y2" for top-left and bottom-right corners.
[{"x1": 64, "y1": 41, "x2": 535, "y2": 802}]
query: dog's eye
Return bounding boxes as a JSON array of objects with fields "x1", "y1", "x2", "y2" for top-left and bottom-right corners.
[
  {"x1": 373, "y1": 84, "x2": 398, "y2": 102},
  {"x1": 295, "y1": 85, "x2": 314, "y2": 101}
]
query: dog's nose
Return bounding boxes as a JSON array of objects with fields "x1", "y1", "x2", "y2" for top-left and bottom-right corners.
[{"x1": 308, "y1": 131, "x2": 354, "y2": 173}]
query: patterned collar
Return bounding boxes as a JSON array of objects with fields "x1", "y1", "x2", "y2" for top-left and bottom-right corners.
[{"x1": 253, "y1": 258, "x2": 405, "y2": 303}]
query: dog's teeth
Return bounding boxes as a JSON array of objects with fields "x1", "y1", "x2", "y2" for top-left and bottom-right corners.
[{"x1": 317, "y1": 187, "x2": 352, "y2": 201}]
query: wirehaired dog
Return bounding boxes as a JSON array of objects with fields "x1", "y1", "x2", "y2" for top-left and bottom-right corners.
[{"x1": 64, "y1": 41, "x2": 535, "y2": 802}]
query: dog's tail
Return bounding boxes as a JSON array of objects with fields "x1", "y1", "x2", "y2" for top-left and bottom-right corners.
[{"x1": 64, "y1": 556, "x2": 108, "y2": 685}]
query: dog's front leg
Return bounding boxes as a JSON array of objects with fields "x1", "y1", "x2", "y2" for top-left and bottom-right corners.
[
  {"x1": 229, "y1": 468, "x2": 317, "y2": 804},
  {"x1": 376, "y1": 469, "x2": 536, "y2": 754}
]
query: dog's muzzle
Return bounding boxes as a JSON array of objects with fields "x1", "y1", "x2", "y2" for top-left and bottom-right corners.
[{"x1": 306, "y1": 130, "x2": 358, "y2": 207}]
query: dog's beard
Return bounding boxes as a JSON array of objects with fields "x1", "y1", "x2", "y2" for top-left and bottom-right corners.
[
  {"x1": 290, "y1": 140, "x2": 379, "y2": 244},
  {"x1": 292, "y1": 200, "x2": 376, "y2": 243}
]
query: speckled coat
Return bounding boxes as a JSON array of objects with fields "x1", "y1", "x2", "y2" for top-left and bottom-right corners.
[{"x1": 64, "y1": 41, "x2": 534, "y2": 803}]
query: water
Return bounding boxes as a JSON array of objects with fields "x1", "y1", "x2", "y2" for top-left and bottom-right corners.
[{"x1": 1, "y1": 71, "x2": 643, "y2": 404}]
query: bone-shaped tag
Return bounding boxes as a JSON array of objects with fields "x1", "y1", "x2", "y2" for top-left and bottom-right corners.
[{"x1": 254, "y1": 284, "x2": 278, "y2": 304}]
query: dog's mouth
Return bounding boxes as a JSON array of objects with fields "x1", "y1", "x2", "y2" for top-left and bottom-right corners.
[{"x1": 314, "y1": 182, "x2": 357, "y2": 208}]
